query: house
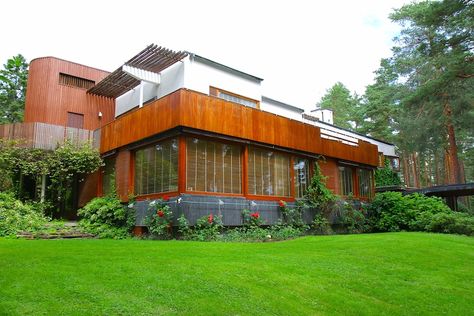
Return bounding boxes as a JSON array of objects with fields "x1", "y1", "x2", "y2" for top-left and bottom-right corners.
[{"x1": 2, "y1": 44, "x2": 397, "y2": 228}]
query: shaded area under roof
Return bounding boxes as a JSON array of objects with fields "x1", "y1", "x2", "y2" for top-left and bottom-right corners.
[{"x1": 88, "y1": 44, "x2": 188, "y2": 98}]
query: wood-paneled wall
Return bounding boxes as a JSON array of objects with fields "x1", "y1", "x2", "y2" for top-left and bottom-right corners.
[
  {"x1": 100, "y1": 89, "x2": 379, "y2": 167},
  {"x1": 24, "y1": 57, "x2": 115, "y2": 130}
]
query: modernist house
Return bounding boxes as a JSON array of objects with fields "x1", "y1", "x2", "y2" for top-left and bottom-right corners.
[{"x1": 1, "y1": 44, "x2": 397, "y2": 227}]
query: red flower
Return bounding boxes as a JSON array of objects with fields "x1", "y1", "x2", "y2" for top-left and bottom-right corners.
[
  {"x1": 278, "y1": 200, "x2": 286, "y2": 208},
  {"x1": 251, "y1": 212, "x2": 260, "y2": 219},
  {"x1": 157, "y1": 210, "x2": 164, "y2": 217},
  {"x1": 162, "y1": 195, "x2": 170, "y2": 202},
  {"x1": 208, "y1": 213, "x2": 214, "y2": 224}
]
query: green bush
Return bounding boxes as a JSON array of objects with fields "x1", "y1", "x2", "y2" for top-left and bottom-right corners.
[
  {"x1": 425, "y1": 212, "x2": 474, "y2": 236},
  {"x1": 145, "y1": 198, "x2": 173, "y2": 238},
  {"x1": 0, "y1": 192, "x2": 49, "y2": 236},
  {"x1": 78, "y1": 196, "x2": 135, "y2": 239},
  {"x1": 178, "y1": 214, "x2": 223, "y2": 241},
  {"x1": 311, "y1": 214, "x2": 332, "y2": 235},
  {"x1": 366, "y1": 191, "x2": 474, "y2": 236},
  {"x1": 242, "y1": 209, "x2": 264, "y2": 227}
]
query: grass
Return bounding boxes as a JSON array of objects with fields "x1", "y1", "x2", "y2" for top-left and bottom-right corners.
[{"x1": 0, "y1": 232, "x2": 473, "y2": 315}]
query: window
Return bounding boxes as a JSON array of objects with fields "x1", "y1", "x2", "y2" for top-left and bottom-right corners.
[
  {"x1": 102, "y1": 157, "x2": 116, "y2": 195},
  {"x1": 134, "y1": 138, "x2": 178, "y2": 195},
  {"x1": 186, "y1": 138, "x2": 242, "y2": 194},
  {"x1": 358, "y1": 169, "x2": 373, "y2": 198},
  {"x1": 248, "y1": 147, "x2": 290, "y2": 196},
  {"x1": 67, "y1": 112, "x2": 84, "y2": 129},
  {"x1": 294, "y1": 158, "x2": 310, "y2": 198},
  {"x1": 338, "y1": 166, "x2": 354, "y2": 196},
  {"x1": 210, "y1": 87, "x2": 259, "y2": 108},
  {"x1": 59, "y1": 73, "x2": 95, "y2": 90}
]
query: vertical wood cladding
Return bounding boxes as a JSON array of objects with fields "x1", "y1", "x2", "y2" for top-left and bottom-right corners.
[
  {"x1": 78, "y1": 171, "x2": 99, "y2": 207},
  {"x1": 24, "y1": 57, "x2": 115, "y2": 130},
  {"x1": 115, "y1": 150, "x2": 132, "y2": 201},
  {"x1": 318, "y1": 158, "x2": 340, "y2": 194},
  {"x1": 99, "y1": 89, "x2": 379, "y2": 167}
]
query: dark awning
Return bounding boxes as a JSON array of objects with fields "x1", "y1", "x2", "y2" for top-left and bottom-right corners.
[{"x1": 87, "y1": 44, "x2": 188, "y2": 98}]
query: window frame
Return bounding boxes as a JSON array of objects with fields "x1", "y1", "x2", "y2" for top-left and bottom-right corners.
[{"x1": 209, "y1": 86, "x2": 260, "y2": 109}]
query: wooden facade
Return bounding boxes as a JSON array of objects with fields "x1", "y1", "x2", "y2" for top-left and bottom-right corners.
[
  {"x1": 100, "y1": 88, "x2": 379, "y2": 167},
  {"x1": 24, "y1": 57, "x2": 115, "y2": 130},
  {"x1": 99, "y1": 89, "x2": 378, "y2": 202}
]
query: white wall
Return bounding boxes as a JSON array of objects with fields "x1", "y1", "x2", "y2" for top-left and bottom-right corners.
[
  {"x1": 260, "y1": 99, "x2": 302, "y2": 121},
  {"x1": 115, "y1": 61, "x2": 185, "y2": 117},
  {"x1": 184, "y1": 56, "x2": 262, "y2": 102}
]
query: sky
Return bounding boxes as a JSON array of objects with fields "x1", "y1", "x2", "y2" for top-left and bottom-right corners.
[{"x1": 1, "y1": 0, "x2": 411, "y2": 112}]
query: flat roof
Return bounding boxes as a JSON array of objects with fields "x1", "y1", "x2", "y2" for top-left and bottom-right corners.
[
  {"x1": 261, "y1": 96, "x2": 305, "y2": 113},
  {"x1": 191, "y1": 53, "x2": 264, "y2": 82}
]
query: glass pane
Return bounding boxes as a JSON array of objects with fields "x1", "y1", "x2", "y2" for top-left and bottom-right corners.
[
  {"x1": 134, "y1": 138, "x2": 178, "y2": 195},
  {"x1": 247, "y1": 147, "x2": 290, "y2": 197},
  {"x1": 294, "y1": 158, "x2": 310, "y2": 198},
  {"x1": 102, "y1": 157, "x2": 116, "y2": 195},
  {"x1": 186, "y1": 138, "x2": 242, "y2": 194}
]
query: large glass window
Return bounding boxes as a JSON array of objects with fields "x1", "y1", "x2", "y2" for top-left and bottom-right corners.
[
  {"x1": 134, "y1": 138, "x2": 178, "y2": 195},
  {"x1": 338, "y1": 166, "x2": 354, "y2": 196},
  {"x1": 294, "y1": 158, "x2": 310, "y2": 198},
  {"x1": 248, "y1": 147, "x2": 291, "y2": 197},
  {"x1": 358, "y1": 169, "x2": 373, "y2": 198},
  {"x1": 186, "y1": 138, "x2": 242, "y2": 194},
  {"x1": 102, "y1": 157, "x2": 116, "y2": 195}
]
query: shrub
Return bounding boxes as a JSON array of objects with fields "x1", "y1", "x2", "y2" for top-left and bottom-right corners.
[
  {"x1": 145, "y1": 198, "x2": 173, "y2": 238},
  {"x1": 242, "y1": 209, "x2": 264, "y2": 227},
  {"x1": 366, "y1": 192, "x2": 415, "y2": 232},
  {"x1": 279, "y1": 200, "x2": 304, "y2": 227},
  {"x1": 78, "y1": 196, "x2": 135, "y2": 239},
  {"x1": 311, "y1": 214, "x2": 332, "y2": 235},
  {"x1": 178, "y1": 213, "x2": 223, "y2": 241},
  {"x1": 366, "y1": 191, "x2": 474, "y2": 236},
  {"x1": 425, "y1": 212, "x2": 474, "y2": 236},
  {"x1": 0, "y1": 192, "x2": 49, "y2": 236}
]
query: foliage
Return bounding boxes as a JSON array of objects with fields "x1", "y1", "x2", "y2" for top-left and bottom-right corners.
[
  {"x1": 144, "y1": 197, "x2": 173, "y2": 238},
  {"x1": 366, "y1": 191, "x2": 474, "y2": 236},
  {"x1": 425, "y1": 212, "x2": 474, "y2": 236},
  {"x1": 223, "y1": 224, "x2": 307, "y2": 242},
  {"x1": 241, "y1": 209, "x2": 264, "y2": 227},
  {"x1": 178, "y1": 213, "x2": 223, "y2": 241},
  {"x1": 0, "y1": 192, "x2": 48, "y2": 236},
  {"x1": 278, "y1": 200, "x2": 304, "y2": 227},
  {"x1": 374, "y1": 159, "x2": 402, "y2": 187},
  {"x1": 302, "y1": 161, "x2": 336, "y2": 211},
  {"x1": 47, "y1": 141, "x2": 103, "y2": 211},
  {"x1": 339, "y1": 200, "x2": 368, "y2": 234},
  {"x1": 0, "y1": 54, "x2": 28, "y2": 123},
  {"x1": 316, "y1": 82, "x2": 363, "y2": 130},
  {"x1": 311, "y1": 214, "x2": 332, "y2": 235},
  {"x1": 78, "y1": 195, "x2": 134, "y2": 239}
]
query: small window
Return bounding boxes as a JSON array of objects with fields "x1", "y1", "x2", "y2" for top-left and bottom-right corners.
[
  {"x1": 210, "y1": 86, "x2": 259, "y2": 108},
  {"x1": 59, "y1": 73, "x2": 95, "y2": 90},
  {"x1": 67, "y1": 112, "x2": 84, "y2": 129},
  {"x1": 338, "y1": 166, "x2": 354, "y2": 196}
]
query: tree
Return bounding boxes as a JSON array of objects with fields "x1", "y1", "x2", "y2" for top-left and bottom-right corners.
[
  {"x1": 0, "y1": 54, "x2": 28, "y2": 123},
  {"x1": 316, "y1": 82, "x2": 362, "y2": 130},
  {"x1": 389, "y1": 0, "x2": 474, "y2": 184}
]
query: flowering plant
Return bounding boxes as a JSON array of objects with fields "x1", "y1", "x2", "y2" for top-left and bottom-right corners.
[
  {"x1": 242, "y1": 209, "x2": 264, "y2": 227},
  {"x1": 145, "y1": 197, "x2": 173, "y2": 238}
]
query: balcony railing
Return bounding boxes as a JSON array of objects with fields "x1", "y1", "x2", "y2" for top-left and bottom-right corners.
[{"x1": 0, "y1": 122, "x2": 94, "y2": 150}]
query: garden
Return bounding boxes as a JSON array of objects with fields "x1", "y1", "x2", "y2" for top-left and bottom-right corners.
[{"x1": 1, "y1": 140, "x2": 474, "y2": 315}]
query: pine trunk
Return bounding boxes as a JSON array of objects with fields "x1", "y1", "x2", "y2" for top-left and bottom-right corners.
[{"x1": 443, "y1": 100, "x2": 463, "y2": 184}]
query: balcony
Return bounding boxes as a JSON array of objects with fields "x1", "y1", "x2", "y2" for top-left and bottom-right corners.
[{"x1": 0, "y1": 122, "x2": 95, "y2": 150}]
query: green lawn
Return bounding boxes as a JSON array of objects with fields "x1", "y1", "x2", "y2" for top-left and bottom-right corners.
[{"x1": 0, "y1": 233, "x2": 473, "y2": 315}]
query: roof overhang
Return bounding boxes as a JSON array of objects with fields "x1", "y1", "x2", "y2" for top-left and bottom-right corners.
[{"x1": 87, "y1": 44, "x2": 188, "y2": 98}]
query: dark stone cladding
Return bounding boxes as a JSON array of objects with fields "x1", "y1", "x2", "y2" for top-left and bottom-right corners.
[{"x1": 132, "y1": 194, "x2": 316, "y2": 226}]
